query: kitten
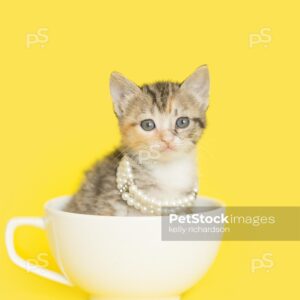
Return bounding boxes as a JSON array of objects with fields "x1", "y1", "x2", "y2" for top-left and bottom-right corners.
[{"x1": 65, "y1": 65, "x2": 210, "y2": 216}]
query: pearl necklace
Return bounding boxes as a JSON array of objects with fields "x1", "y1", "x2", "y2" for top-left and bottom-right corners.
[{"x1": 116, "y1": 155, "x2": 198, "y2": 215}]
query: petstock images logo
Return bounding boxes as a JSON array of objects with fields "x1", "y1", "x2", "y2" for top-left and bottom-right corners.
[{"x1": 161, "y1": 206, "x2": 300, "y2": 241}]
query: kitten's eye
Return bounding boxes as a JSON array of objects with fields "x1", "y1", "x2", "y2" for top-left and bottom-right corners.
[
  {"x1": 140, "y1": 119, "x2": 156, "y2": 131},
  {"x1": 176, "y1": 117, "x2": 190, "y2": 129}
]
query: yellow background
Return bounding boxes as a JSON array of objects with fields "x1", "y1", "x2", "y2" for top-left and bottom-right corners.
[{"x1": 0, "y1": 0, "x2": 299, "y2": 299}]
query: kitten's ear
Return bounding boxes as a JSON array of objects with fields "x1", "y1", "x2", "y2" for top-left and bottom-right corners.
[
  {"x1": 180, "y1": 65, "x2": 210, "y2": 110},
  {"x1": 109, "y1": 72, "x2": 141, "y2": 117}
]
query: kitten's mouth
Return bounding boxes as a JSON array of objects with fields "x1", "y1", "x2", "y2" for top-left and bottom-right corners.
[{"x1": 160, "y1": 144, "x2": 176, "y2": 152}]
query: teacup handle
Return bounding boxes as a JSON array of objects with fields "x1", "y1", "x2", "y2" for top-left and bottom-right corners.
[{"x1": 5, "y1": 217, "x2": 72, "y2": 286}]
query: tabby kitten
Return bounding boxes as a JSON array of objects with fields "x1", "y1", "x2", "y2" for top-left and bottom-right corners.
[{"x1": 65, "y1": 65, "x2": 210, "y2": 216}]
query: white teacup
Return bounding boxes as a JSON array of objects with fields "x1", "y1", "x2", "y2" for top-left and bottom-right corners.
[{"x1": 5, "y1": 195, "x2": 224, "y2": 300}]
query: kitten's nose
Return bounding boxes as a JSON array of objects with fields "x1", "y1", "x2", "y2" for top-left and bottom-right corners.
[{"x1": 160, "y1": 132, "x2": 174, "y2": 144}]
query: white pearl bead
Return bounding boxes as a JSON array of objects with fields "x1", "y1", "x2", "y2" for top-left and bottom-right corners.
[
  {"x1": 122, "y1": 193, "x2": 130, "y2": 201},
  {"x1": 150, "y1": 198, "x2": 159, "y2": 206},
  {"x1": 141, "y1": 206, "x2": 148, "y2": 213},
  {"x1": 148, "y1": 198, "x2": 154, "y2": 204},
  {"x1": 182, "y1": 197, "x2": 188, "y2": 204},
  {"x1": 127, "y1": 198, "x2": 134, "y2": 206},
  {"x1": 137, "y1": 190, "x2": 144, "y2": 199},
  {"x1": 129, "y1": 184, "x2": 137, "y2": 194},
  {"x1": 118, "y1": 179, "x2": 126, "y2": 186},
  {"x1": 143, "y1": 196, "x2": 151, "y2": 203},
  {"x1": 188, "y1": 195, "x2": 195, "y2": 202},
  {"x1": 134, "y1": 202, "x2": 141, "y2": 210}
]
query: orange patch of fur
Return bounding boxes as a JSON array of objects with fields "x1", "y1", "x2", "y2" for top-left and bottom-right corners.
[
  {"x1": 121, "y1": 122, "x2": 159, "y2": 151},
  {"x1": 166, "y1": 96, "x2": 174, "y2": 113}
]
